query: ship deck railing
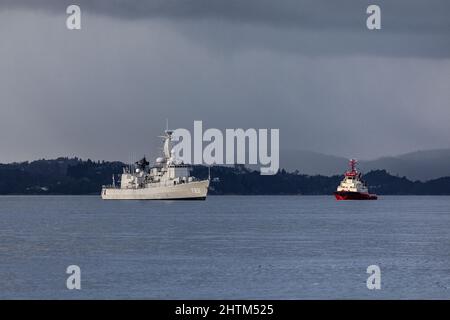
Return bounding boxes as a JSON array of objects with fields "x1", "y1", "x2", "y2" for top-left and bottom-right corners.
[{"x1": 102, "y1": 185, "x2": 119, "y2": 189}]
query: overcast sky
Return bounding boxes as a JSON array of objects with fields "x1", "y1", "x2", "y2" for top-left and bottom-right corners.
[{"x1": 1, "y1": 0, "x2": 449, "y2": 163}]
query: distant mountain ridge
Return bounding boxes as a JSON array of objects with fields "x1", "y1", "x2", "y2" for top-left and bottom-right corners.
[
  {"x1": 280, "y1": 149, "x2": 450, "y2": 181},
  {"x1": 361, "y1": 149, "x2": 450, "y2": 181}
]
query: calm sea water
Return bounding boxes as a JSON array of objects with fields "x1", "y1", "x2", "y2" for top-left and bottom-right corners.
[{"x1": 0, "y1": 195, "x2": 449, "y2": 299}]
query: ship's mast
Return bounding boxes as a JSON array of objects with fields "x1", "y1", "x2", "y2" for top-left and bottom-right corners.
[
  {"x1": 349, "y1": 159, "x2": 357, "y2": 173},
  {"x1": 345, "y1": 159, "x2": 358, "y2": 177},
  {"x1": 163, "y1": 120, "x2": 173, "y2": 160}
]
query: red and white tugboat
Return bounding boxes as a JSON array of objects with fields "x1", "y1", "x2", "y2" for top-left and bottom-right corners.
[{"x1": 334, "y1": 159, "x2": 377, "y2": 200}]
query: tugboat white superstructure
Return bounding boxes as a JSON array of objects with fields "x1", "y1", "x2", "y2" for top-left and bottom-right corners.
[
  {"x1": 334, "y1": 159, "x2": 377, "y2": 200},
  {"x1": 101, "y1": 128, "x2": 209, "y2": 200}
]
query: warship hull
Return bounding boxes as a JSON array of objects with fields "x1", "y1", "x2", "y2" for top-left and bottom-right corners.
[{"x1": 101, "y1": 180, "x2": 209, "y2": 200}]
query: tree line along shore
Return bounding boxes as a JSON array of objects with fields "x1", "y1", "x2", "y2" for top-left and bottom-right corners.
[{"x1": 1, "y1": 157, "x2": 450, "y2": 195}]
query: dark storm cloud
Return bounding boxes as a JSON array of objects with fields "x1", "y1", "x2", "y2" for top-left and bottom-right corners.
[
  {"x1": 2, "y1": 0, "x2": 449, "y2": 58},
  {"x1": 1, "y1": 0, "x2": 449, "y2": 32},
  {"x1": 1, "y1": 1, "x2": 450, "y2": 164}
]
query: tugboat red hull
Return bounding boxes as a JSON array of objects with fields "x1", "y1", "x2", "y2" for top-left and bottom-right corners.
[{"x1": 334, "y1": 191, "x2": 378, "y2": 200}]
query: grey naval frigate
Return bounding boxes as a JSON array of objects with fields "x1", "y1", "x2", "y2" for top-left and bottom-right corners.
[{"x1": 101, "y1": 128, "x2": 209, "y2": 200}]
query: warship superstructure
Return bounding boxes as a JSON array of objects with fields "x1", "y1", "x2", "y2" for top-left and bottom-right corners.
[{"x1": 101, "y1": 128, "x2": 209, "y2": 200}]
